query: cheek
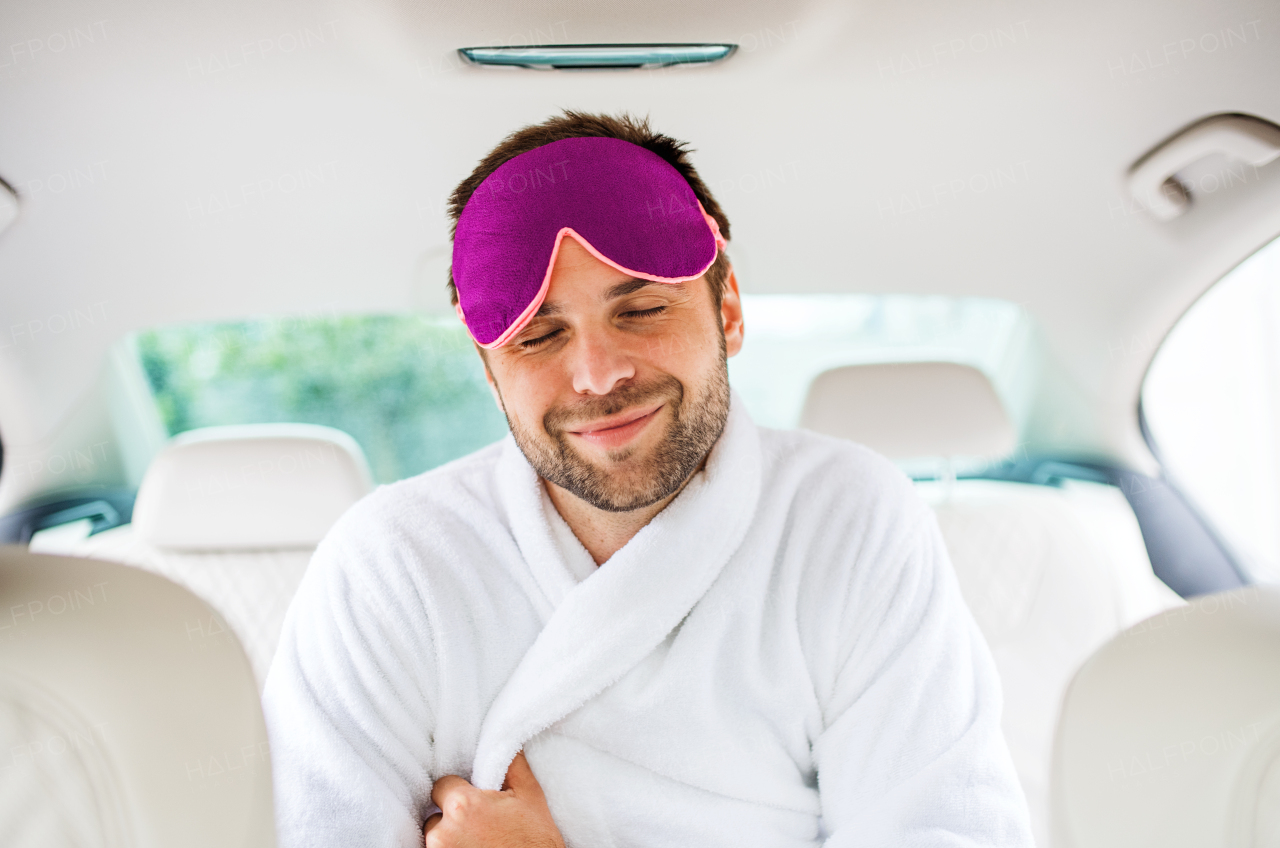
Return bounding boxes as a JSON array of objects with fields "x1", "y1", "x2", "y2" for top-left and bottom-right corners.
[
  {"x1": 494, "y1": 359, "x2": 563, "y2": 422},
  {"x1": 645, "y1": 313, "x2": 721, "y2": 371}
]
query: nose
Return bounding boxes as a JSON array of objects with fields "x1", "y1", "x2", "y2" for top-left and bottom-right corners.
[{"x1": 569, "y1": 325, "x2": 635, "y2": 396}]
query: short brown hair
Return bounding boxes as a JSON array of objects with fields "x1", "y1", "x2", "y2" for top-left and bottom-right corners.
[{"x1": 445, "y1": 111, "x2": 732, "y2": 309}]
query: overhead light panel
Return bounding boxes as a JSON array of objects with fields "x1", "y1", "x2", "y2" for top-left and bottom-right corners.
[{"x1": 458, "y1": 44, "x2": 736, "y2": 70}]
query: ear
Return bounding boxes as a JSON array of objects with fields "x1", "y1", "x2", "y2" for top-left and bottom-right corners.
[{"x1": 720, "y1": 266, "x2": 744, "y2": 358}]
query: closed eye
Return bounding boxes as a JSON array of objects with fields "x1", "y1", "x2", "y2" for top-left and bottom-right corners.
[
  {"x1": 622, "y1": 306, "x2": 666, "y2": 319},
  {"x1": 520, "y1": 328, "x2": 562, "y2": 349}
]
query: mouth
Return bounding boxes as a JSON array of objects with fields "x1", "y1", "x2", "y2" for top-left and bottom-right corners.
[{"x1": 567, "y1": 402, "x2": 665, "y2": 450}]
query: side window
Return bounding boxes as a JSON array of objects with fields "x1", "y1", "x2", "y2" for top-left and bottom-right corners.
[{"x1": 1142, "y1": 235, "x2": 1280, "y2": 584}]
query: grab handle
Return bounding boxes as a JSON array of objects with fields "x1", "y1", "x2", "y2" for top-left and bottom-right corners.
[{"x1": 1127, "y1": 113, "x2": 1280, "y2": 221}]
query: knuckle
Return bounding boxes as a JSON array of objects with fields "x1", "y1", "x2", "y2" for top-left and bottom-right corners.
[{"x1": 445, "y1": 794, "x2": 473, "y2": 818}]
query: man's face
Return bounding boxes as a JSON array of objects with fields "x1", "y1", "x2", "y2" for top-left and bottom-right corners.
[{"x1": 482, "y1": 237, "x2": 744, "y2": 512}]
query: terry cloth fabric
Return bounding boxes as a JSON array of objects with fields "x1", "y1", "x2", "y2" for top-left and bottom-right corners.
[{"x1": 262, "y1": 394, "x2": 1034, "y2": 848}]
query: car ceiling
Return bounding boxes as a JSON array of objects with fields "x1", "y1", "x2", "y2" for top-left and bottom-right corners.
[{"x1": 2, "y1": 0, "x2": 1279, "y2": 509}]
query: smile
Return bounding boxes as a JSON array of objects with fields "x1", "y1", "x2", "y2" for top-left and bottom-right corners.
[{"x1": 567, "y1": 403, "x2": 665, "y2": 450}]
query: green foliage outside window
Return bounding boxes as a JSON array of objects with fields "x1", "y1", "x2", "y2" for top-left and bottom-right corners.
[{"x1": 135, "y1": 314, "x2": 509, "y2": 483}]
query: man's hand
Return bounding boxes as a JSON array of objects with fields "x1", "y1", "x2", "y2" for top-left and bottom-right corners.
[{"x1": 424, "y1": 752, "x2": 566, "y2": 848}]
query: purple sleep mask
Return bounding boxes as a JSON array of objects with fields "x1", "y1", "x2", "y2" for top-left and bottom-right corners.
[{"x1": 451, "y1": 136, "x2": 727, "y2": 348}]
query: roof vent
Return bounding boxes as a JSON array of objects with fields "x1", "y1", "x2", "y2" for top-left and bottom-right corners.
[{"x1": 458, "y1": 44, "x2": 735, "y2": 70}]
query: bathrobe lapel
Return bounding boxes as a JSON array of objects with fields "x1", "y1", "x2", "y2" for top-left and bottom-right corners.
[{"x1": 471, "y1": 395, "x2": 763, "y2": 790}]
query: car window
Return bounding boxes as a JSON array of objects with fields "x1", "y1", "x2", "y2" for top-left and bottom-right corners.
[
  {"x1": 135, "y1": 314, "x2": 509, "y2": 483},
  {"x1": 1142, "y1": 234, "x2": 1280, "y2": 584},
  {"x1": 130, "y1": 295, "x2": 1035, "y2": 483}
]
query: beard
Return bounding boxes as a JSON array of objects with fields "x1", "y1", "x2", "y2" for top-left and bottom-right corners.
[{"x1": 503, "y1": 357, "x2": 731, "y2": 513}]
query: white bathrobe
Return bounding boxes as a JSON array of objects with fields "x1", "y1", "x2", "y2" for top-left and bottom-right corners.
[{"x1": 262, "y1": 396, "x2": 1033, "y2": 848}]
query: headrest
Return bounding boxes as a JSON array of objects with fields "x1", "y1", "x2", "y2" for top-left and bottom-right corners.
[
  {"x1": 799, "y1": 361, "x2": 1016, "y2": 460},
  {"x1": 1052, "y1": 587, "x2": 1280, "y2": 847},
  {"x1": 132, "y1": 423, "x2": 374, "y2": 550}
]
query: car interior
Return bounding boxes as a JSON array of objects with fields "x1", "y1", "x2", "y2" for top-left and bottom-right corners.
[{"x1": 2, "y1": 1, "x2": 1279, "y2": 845}]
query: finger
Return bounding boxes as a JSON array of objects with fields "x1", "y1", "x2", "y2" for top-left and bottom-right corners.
[
  {"x1": 423, "y1": 812, "x2": 442, "y2": 835},
  {"x1": 431, "y1": 774, "x2": 478, "y2": 812},
  {"x1": 502, "y1": 751, "x2": 545, "y2": 801}
]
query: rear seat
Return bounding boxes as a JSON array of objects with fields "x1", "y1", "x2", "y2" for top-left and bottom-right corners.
[
  {"x1": 73, "y1": 423, "x2": 373, "y2": 688},
  {"x1": 800, "y1": 361, "x2": 1184, "y2": 848}
]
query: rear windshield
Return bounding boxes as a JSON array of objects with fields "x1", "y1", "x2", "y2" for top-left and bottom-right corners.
[
  {"x1": 136, "y1": 314, "x2": 507, "y2": 484},
  {"x1": 132, "y1": 295, "x2": 1034, "y2": 483}
]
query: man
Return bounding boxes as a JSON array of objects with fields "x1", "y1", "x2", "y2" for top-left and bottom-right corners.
[{"x1": 262, "y1": 111, "x2": 1033, "y2": 848}]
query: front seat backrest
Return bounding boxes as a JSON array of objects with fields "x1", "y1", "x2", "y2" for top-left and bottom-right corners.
[
  {"x1": 0, "y1": 547, "x2": 274, "y2": 848},
  {"x1": 74, "y1": 423, "x2": 374, "y2": 687},
  {"x1": 1052, "y1": 586, "x2": 1280, "y2": 848}
]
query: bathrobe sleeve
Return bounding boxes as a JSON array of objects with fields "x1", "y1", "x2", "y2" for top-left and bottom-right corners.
[
  {"x1": 809, "y1": 506, "x2": 1034, "y2": 847},
  {"x1": 262, "y1": 525, "x2": 441, "y2": 848}
]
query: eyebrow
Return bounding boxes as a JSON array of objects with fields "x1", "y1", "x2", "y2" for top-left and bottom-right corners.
[
  {"x1": 533, "y1": 278, "x2": 666, "y2": 319},
  {"x1": 603, "y1": 278, "x2": 656, "y2": 300}
]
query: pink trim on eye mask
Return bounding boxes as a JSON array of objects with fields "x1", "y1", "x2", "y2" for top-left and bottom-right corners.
[{"x1": 470, "y1": 207, "x2": 726, "y2": 350}]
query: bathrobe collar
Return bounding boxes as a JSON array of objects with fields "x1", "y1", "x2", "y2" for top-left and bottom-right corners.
[{"x1": 474, "y1": 390, "x2": 763, "y2": 789}]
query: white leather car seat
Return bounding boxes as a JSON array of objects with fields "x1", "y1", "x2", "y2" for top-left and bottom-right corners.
[
  {"x1": 0, "y1": 547, "x2": 274, "y2": 847},
  {"x1": 800, "y1": 361, "x2": 1184, "y2": 847},
  {"x1": 71, "y1": 423, "x2": 374, "y2": 688},
  {"x1": 1052, "y1": 586, "x2": 1280, "y2": 848}
]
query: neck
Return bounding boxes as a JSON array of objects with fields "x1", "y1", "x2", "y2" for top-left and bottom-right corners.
[{"x1": 543, "y1": 469, "x2": 701, "y2": 566}]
